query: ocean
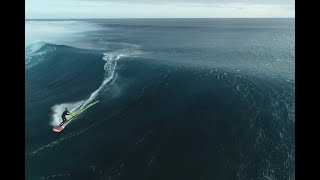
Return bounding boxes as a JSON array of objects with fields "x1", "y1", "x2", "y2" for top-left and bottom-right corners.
[{"x1": 25, "y1": 18, "x2": 295, "y2": 180}]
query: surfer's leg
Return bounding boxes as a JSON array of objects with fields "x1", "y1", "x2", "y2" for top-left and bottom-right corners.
[
  {"x1": 60, "y1": 116, "x2": 65, "y2": 126},
  {"x1": 63, "y1": 117, "x2": 67, "y2": 123}
]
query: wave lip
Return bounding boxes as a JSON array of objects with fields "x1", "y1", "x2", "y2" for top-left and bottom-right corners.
[
  {"x1": 25, "y1": 41, "x2": 57, "y2": 69},
  {"x1": 25, "y1": 41, "x2": 46, "y2": 55}
]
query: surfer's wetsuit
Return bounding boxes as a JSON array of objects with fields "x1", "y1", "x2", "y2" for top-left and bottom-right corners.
[{"x1": 60, "y1": 110, "x2": 71, "y2": 126}]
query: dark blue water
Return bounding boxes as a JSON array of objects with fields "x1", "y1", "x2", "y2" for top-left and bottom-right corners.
[{"x1": 25, "y1": 19, "x2": 295, "y2": 180}]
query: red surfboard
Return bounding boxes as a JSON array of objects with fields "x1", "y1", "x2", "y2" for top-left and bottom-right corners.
[{"x1": 53, "y1": 125, "x2": 65, "y2": 132}]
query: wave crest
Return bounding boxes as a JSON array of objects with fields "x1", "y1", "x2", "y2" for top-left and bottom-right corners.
[{"x1": 25, "y1": 41, "x2": 56, "y2": 69}]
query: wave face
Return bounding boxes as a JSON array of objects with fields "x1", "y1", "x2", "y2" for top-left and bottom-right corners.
[{"x1": 25, "y1": 19, "x2": 295, "y2": 180}]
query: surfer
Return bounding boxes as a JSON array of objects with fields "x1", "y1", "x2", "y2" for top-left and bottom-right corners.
[{"x1": 60, "y1": 108, "x2": 71, "y2": 126}]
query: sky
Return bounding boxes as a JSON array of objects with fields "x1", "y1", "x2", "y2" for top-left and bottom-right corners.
[{"x1": 26, "y1": 0, "x2": 295, "y2": 19}]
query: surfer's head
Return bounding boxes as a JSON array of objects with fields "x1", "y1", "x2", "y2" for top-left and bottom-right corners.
[{"x1": 65, "y1": 108, "x2": 68, "y2": 111}]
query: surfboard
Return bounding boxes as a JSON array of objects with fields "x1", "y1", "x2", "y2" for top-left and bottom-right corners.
[{"x1": 52, "y1": 100, "x2": 99, "y2": 132}]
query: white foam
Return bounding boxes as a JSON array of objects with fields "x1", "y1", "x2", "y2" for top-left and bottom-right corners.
[
  {"x1": 80, "y1": 49, "x2": 143, "y2": 108},
  {"x1": 25, "y1": 41, "x2": 45, "y2": 56}
]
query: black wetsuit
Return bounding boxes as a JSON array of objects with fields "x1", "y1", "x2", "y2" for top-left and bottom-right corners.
[{"x1": 60, "y1": 110, "x2": 71, "y2": 126}]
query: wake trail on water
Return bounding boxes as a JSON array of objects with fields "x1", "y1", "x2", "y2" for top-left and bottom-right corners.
[{"x1": 50, "y1": 47, "x2": 143, "y2": 126}]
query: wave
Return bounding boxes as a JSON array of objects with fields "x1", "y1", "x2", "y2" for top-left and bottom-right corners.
[
  {"x1": 49, "y1": 43, "x2": 143, "y2": 126},
  {"x1": 25, "y1": 41, "x2": 57, "y2": 69},
  {"x1": 25, "y1": 41, "x2": 46, "y2": 55},
  {"x1": 24, "y1": 39, "x2": 144, "y2": 127},
  {"x1": 26, "y1": 20, "x2": 294, "y2": 180}
]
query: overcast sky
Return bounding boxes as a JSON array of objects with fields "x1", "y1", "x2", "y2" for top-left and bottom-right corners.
[{"x1": 26, "y1": 0, "x2": 295, "y2": 19}]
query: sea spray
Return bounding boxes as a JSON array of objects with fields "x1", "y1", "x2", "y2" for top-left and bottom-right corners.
[{"x1": 50, "y1": 100, "x2": 84, "y2": 126}]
